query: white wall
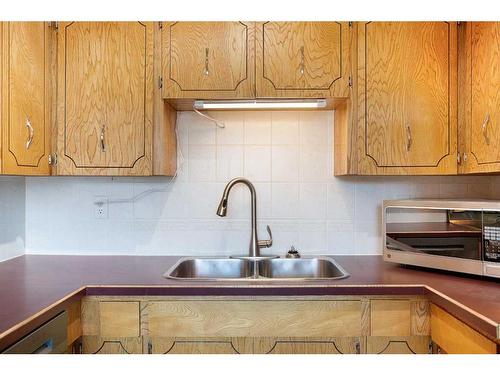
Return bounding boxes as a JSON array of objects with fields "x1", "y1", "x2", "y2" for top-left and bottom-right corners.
[
  {"x1": 23, "y1": 111, "x2": 494, "y2": 256},
  {"x1": 0, "y1": 176, "x2": 25, "y2": 261}
]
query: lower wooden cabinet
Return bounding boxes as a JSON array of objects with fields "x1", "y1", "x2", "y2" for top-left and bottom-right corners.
[
  {"x1": 430, "y1": 304, "x2": 497, "y2": 354},
  {"x1": 80, "y1": 296, "x2": 435, "y2": 354}
]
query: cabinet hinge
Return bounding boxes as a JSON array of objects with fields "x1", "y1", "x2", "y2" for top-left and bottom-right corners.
[
  {"x1": 348, "y1": 76, "x2": 353, "y2": 88},
  {"x1": 158, "y1": 76, "x2": 163, "y2": 89},
  {"x1": 50, "y1": 21, "x2": 59, "y2": 31},
  {"x1": 349, "y1": 21, "x2": 353, "y2": 28},
  {"x1": 428, "y1": 340, "x2": 434, "y2": 354},
  {"x1": 48, "y1": 153, "x2": 57, "y2": 166},
  {"x1": 159, "y1": 21, "x2": 163, "y2": 30},
  {"x1": 355, "y1": 339, "x2": 361, "y2": 354}
]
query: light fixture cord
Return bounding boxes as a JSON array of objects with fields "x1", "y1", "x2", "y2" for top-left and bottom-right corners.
[{"x1": 192, "y1": 106, "x2": 225, "y2": 128}]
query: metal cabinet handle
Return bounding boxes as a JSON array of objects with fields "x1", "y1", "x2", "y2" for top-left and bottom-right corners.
[
  {"x1": 100, "y1": 125, "x2": 106, "y2": 152},
  {"x1": 25, "y1": 117, "x2": 34, "y2": 150},
  {"x1": 405, "y1": 124, "x2": 412, "y2": 151},
  {"x1": 204, "y1": 47, "x2": 209, "y2": 76},
  {"x1": 299, "y1": 46, "x2": 305, "y2": 75},
  {"x1": 482, "y1": 113, "x2": 490, "y2": 145}
]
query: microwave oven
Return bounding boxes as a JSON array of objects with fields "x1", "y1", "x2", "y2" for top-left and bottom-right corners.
[{"x1": 383, "y1": 199, "x2": 500, "y2": 279}]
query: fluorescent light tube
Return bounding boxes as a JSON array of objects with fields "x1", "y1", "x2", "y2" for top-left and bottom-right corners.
[{"x1": 193, "y1": 99, "x2": 327, "y2": 110}]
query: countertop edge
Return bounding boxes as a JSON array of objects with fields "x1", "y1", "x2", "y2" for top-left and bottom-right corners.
[{"x1": 0, "y1": 282, "x2": 499, "y2": 352}]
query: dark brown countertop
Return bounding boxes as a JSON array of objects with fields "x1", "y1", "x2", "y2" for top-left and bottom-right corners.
[{"x1": 0, "y1": 254, "x2": 499, "y2": 351}]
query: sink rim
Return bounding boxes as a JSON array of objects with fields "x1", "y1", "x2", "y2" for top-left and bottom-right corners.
[{"x1": 164, "y1": 256, "x2": 350, "y2": 282}]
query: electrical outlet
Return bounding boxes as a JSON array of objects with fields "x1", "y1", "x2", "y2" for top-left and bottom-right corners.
[{"x1": 94, "y1": 196, "x2": 108, "y2": 219}]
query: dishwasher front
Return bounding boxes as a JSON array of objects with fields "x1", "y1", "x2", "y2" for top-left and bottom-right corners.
[{"x1": 2, "y1": 311, "x2": 67, "y2": 354}]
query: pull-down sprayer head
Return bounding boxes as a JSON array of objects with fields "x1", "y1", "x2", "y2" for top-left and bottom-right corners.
[{"x1": 216, "y1": 197, "x2": 228, "y2": 217}]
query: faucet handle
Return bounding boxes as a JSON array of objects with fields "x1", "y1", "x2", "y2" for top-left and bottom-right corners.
[{"x1": 258, "y1": 225, "x2": 273, "y2": 248}]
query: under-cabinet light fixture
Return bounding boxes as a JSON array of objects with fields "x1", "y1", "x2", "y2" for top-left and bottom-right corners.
[{"x1": 193, "y1": 99, "x2": 327, "y2": 110}]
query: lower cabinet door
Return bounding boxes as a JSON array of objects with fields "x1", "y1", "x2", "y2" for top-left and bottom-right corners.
[
  {"x1": 149, "y1": 337, "x2": 252, "y2": 354},
  {"x1": 148, "y1": 337, "x2": 361, "y2": 354},
  {"x1": 82, "y1": 337, "x2": 143, "y2": 354},
  {"x1": 366, "y1": 336, "x2": 430, "y2": 354},
  {"x1": 254, "y1": 337, "x2": 361, "y2": 354}
]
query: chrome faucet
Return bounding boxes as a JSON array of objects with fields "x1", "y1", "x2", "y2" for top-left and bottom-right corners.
[{"x1": 216, "y1": 177, "x2": 273, "y2": 259}]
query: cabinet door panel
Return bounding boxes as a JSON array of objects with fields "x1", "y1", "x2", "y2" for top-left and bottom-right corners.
[
  {"x1": 1, "y1": 22, "x2": 52, "y2": 175},
  {"x1": 56, "y1": 22, "x2": 153, "y2": 175},
  {"x1": 462, "y1": 22, "x2": 500, "y2": 173},
  {"x1": 256, "y1": 22, "x2": 350, "y2": 98},
  {"x1": 358, "y1": 22, "x2": 457, "y2": 175},
  {"x1": 150, "y1": 337, "x2": 251, "y2": 354},
  {"x1": 163, "y1": 22, "x2": 255, "y2": 99},
  {"x1": 82, "y1": 337, "x2": 143, "y2": 354},
  {"x1": 254, "y1": 337, "x2": 360, "y2": 354},
  {"x1": 366, "y1": 336, "x2": 430, "y2": 354}
]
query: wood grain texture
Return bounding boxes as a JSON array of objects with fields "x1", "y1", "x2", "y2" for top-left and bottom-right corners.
[
  {"x1": 147, "y1": 300, "x2": 362, "y2": 338},
  {"x1": 55, "y1": 22, "x2": 153, "y2": 176},
  {"x1": 371, "y1": 299, "x2": 411, "y2": 336},
  {"x1": 150, "y1": 337, "x2": 251, "y2": 354},
  {"x1": 99, "y1": 301, "x2": 139, "y2": 338},
  {"x1": 430, "y1": 303, "x2": 497, "y2": 354},
  {"x1": 254, "y1": 337, "x2": 360, "y2": 354},
  {"x1": 80, "y1": 296, "x2": 442, "y2": 354},
  {"x1": 460, "y1": 22, "x2": 500, "y2": 173},
  {"x1": 256, "y1": 22, "x2": 351, "y2": 98},
  {"x1": 411, "y1": 300, "x2": 430, "y2": 336},
  {"x1": 82, "y1": 336, "x2": 143, "y2": 354},
  {"x1": 66, "y1": 299, "x2": 82, "y2": 346},
  {"x1": 1, "y1": 22, "x2": 52, "y2": 175},
  {"x1": 356, "y1": 22, "x2": 458, "y2": 175},
  {"x1": 81, "y1": 298, "x2": 99, "y2": 336},
  {"x1": 366, "y1": 336, "x2": 430, "y2": 354},
  {"x1": 333, "y1": 98, "x2": 357, "y2": 175},
  {"x1": 162, "y1": 22, "x2": 255, "y2": 99},
  {"x1": 153, "y1": 23, "x2": 177, "y2": 175}
]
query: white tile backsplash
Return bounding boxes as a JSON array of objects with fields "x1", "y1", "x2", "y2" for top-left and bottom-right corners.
[
  {"x1": 0, "y1": 110, "x2": 492, "y2": 258},
  {"x1": 0, "y1": 176, "x2": 25, "y2": 261}
]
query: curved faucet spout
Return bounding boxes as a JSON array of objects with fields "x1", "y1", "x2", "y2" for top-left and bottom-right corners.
[{"x1": 216, "y1": 178, "x2": 271, "y2": 259}]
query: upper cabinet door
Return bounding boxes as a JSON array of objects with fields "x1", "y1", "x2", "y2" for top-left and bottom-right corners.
[
  {"x1": 357, "y1": 22, "x2": 458, "y2": 175},
  {"x1": 460, "y1": 22, "x2": 500, "y2": 174},
  {"x1": 162, "y1": 22, "x2": 255, "y2": 99},
  {"x1": 256, "y1": 22, "x2": 351, "y2": 98},
  {"x1": 1, "y1": 22, "x2": 52, "y2": 175},
  {"x1": 56, "y1": 22, "x2": 153, "y2": 176}
]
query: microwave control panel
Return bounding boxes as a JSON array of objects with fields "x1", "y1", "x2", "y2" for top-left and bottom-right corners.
[{"x1": 484, "y1": 225, "x2": 500, "y2": 262}]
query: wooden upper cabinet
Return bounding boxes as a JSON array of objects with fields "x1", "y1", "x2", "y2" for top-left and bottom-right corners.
[
  {"x1": 55, "y1": 22, "x2": 154, "y2": 175},
  {"x1": 1, "y1": 22, "x2": 53, "y2": 175},
  {"x1": 356, "y1": 22, "x2": 457, "y2": 175},
  {"x1": 162, "y1": 22, "x2": 255, "y2": 99},
  {"x1": 256, "y1": 22, "x2": 351, "y2": 98},
  {"x1": 459, "y1": 22, "x2": 500, "y2": 173}
]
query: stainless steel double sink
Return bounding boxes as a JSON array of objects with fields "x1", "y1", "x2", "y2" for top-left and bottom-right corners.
[{"x1": 164, "y1": 257, "x2": 349, "y2": 281}]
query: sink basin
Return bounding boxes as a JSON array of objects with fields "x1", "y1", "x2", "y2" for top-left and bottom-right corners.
[
  {"x1": 258, "y1": 257, "x2": 349, "y2": 280},
  {"x1": 165, "y1": 258, "x2": 255, "y2": 280},
  {"x1": 164, "y1": 256, "x2": 349, "y2": 281}
]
